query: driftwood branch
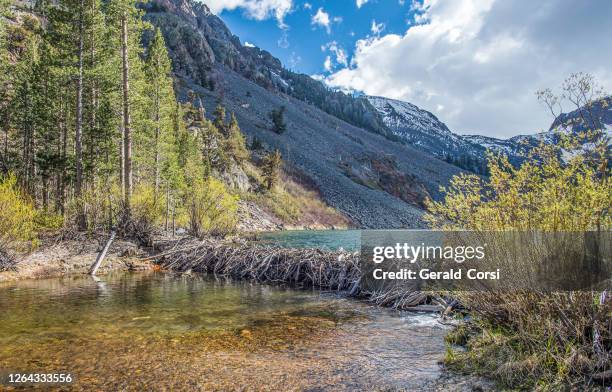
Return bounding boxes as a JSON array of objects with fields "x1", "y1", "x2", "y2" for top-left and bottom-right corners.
[{"x1": 89, "y1": 231, "x2": 116, "y2": 276}]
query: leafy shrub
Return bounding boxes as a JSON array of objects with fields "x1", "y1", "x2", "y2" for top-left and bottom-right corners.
[
  {"x1": 65, "y1": 182, "x2": 122, "y2": 232},
  {"x1": 187, "y1": 177, "x2": 238, "y2": 238},
  {"x1": 427, "y1": 144, "x2": 611, "y2": 389},
  {"x1": 0, "y1": 174, "x2": 37, "y2": 268},
  {"x1": 34, "y1": 211, "x2": 64, "y2": 232},
  {"x1": 117, "y1": 184, "x2": 166, "y2": 245}
]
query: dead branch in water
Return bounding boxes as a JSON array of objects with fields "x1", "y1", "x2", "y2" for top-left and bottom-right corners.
[
  {"x1": 149, "y1": 239, "x2": 437, "y2": 311},
  {"x1": 89, "y1": 231, "x2": 117, "y2": 276}
]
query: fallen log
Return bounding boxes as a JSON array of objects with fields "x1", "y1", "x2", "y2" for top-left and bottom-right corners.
[{"x1": 89, "y1": 231, "x2": 116, "y2": 276}]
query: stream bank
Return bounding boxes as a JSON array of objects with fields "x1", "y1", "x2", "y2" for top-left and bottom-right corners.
[
  {"x1": 0, "y1": 270, "x2": 493, "y2": 391},
  {"x1": 0, "y1": 234, "x2": 153, "y2": 283}
]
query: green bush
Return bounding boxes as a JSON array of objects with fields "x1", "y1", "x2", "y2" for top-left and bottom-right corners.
[
  {"x1": 0, "y1": 174, "x2": 37, "y2": 251},
  {"x1": 65, "y1": 182, "x2": 122, "y2": 232},
  {"x1": 34, "y1": 211, "x2": 64, "y2": 232},
  {"x1": 428, "y1": 144, "x2": 611, "y2": 389},
  {"x1": 187, "y1": 177, "x2": 238, "y2": 238}
]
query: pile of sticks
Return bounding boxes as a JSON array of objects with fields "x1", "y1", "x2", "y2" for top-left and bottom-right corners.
[{"x1": 148, "y1": 238, "x2": 440, "y2": 311}]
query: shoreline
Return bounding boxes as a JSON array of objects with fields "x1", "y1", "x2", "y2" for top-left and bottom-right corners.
[
  {"x1": 0, "y1": 232, "x2": 497, "y2": 391},
  {"x1": 0, "y1": 234, "x2": 154, "y2": 283}
]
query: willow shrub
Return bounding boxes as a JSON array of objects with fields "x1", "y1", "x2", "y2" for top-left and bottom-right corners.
[
  {"x1": 188, "y1": 177, "x2": 238, "y2": 238},
  {"x1": 426, "y1": 140, "x2": 611, "y2": 389},
  {"x1": 0, "y1": 174, "x2": 37, "y2": 259}
]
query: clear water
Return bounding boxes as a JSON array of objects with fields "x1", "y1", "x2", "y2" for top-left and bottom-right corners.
[
  {"x1": 257, "y1": 229, "x2": 361, "y2": 251},
  {"x1": 0, "y1": 271, "x2": 451, "y2": 391}
]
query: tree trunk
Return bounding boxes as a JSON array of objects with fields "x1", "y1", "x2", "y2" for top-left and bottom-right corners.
[
  {"x1": 42, "y1": 176, "x2": 48, "y2": 210},
  {"x1": 119, "y1": 122, "x2": 124, "y2": 193},
  {"x1": 154, "y1": 92, "x2": 160, "y2": 200},
  {"x1": 75, "y1": 0, "x2": 86, "y2": 230},
  {"x1": 121, "y1": 13, "x2": 132, "y2": 217},
  {"x1": 88, "y1": 2, "x2": 97, "y2": 186},
  {"x1": 58, "y1": 98, "x2": 67, "y2": 214},
  {"x1": 164, "y1": 187, "x2": 169, "y2": 231}
]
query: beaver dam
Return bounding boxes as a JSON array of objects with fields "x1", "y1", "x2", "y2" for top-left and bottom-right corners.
[{"x1": 147, "y1": 237, "x2": 451, "y2": 312}]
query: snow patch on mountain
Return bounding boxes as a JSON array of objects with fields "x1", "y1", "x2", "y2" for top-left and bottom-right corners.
[{"x1": 366, "y1": 95, "x2": 456, "y2": 141}]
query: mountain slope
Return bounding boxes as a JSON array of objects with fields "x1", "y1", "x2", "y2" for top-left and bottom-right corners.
[
  {"x1": 364, "y1": 95, "x2": 490, "y2": 172},
  {"x1": 144, "y1": 0, "x2": 465, "y2": 228},
  {"x1": 550, "y1": 96, "x2": 612, "y2": 134},
  {"x1": 144, "y1": 0, "x2": 393, "y2": 140},
  {"x1": 367, "y1": 94, "x2": 611, "y2": 168}
]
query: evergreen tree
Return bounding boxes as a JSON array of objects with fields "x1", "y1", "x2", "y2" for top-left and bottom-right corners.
[
  {"x1": 262, "y1": 149, "x2": 282, "y2": 190},
  {"x1": 212, "y1": 104, "x2": 227, "y2": 136},
  {"x1": 250, "y1": 136, "x2": 263, "y2": 151},
  {"x1": 269, "y1": 106, "x2": 286, "y2": 134},
  {"x1": 145, "y1": 28, "x2": 175, "y2": 198},
  {"x1": 225, "y1": 113, "x2": 249, "y2": 164}
]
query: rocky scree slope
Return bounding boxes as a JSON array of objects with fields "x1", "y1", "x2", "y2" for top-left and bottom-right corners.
[{"x1": 144, "y1": 0, "x2": 465, "y2": 228}]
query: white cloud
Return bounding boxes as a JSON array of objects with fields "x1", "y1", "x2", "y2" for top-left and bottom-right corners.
[
  {"x1": 288, "y1": 52, "x2": 302, "y2": 69},
  {"x1": 277, "y1": 30, "x2": 289, "y2": 48},
  {"x1": 325, "y1": 0, "x2": 612, "y2": 137},
  {"x1": 370, "y1": 19, "x2": 385, "y2": 35},
  {"x1": 311, "y1": 7, "x2": 331, "y2": 33},
  {"x1": 303, "y1": 2, "x2": 312, "y2": 10},
  {"x1": 323, "y1": 56, "x2": 332, "y2": 72},
  {"x1": 356, "y1": 0, "x2": 369, "y2": 8},
  {"x1": 322, "y1": 41, "x2": 348, "y2": 69},
  {"x1": 311, "y1": 74, "x2": 325, "y2": 81},
  {"x1": 311, "y1": 7, "x2": 341, "y2": 34},
  {"x1": 243, "y1": 41, "x2": 256, "y2": 47},
  {"x1": 206, "y1": 0, "x2": 293, "y2": 28}
]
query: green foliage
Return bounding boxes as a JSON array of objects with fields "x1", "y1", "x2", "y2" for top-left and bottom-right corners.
[
  {"x1": 428, "y1": 131, "x2": 611, "y2": 388},
  {"x1": 269, "y1": 106, "x2": 286, "y2": 134},
  {"x1": 0, "y1": 174, "x2": 37, "y2": 249},
  {"x1": 34, "y1": 211, "x2": 65, "y2": 232},
  {"x1": 249, "y1": 136, "x2": 263, "y2": 151},
  {"x1": 213, "y1": 104, "x2": 226, "y2": 135},
  {"x1": 131, "y1": 183, "x2": 164, "y2": 226},
  {"x1": 261, "y1": 149, "x2": 282, "y2": 190},
  {"x1": 426, "y1": 146, "x2": 610, "y2": 231},
  {"x1": 144, "y1": 28, "x2": 179, "y2": 194},
  {"x1": 225, "y1": 113, "x2": 249, "y2": 164},
  {"x1": 187, "y1": 177, "x2": 238, "y2": 238}
]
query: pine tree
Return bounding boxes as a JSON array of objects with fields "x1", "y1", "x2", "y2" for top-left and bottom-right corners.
[
  {"x1": 145, "y1": 28, "x2": 175, "y2": 199},
  {"x1": 107, "y1": 0, "x2": 149, "y2": 221},
  {"x1": 262, "y1": 149, "x2": 282, "y2": 190},
  {"x1": 269, "y1": 106, "x2": 286, "y2": 134},
  {"x1": 225, "y1": 113, "x2": 249, "y2": 164},
  {"x1": 213, "y1": 104, "x2": 227, "y2": 136}
]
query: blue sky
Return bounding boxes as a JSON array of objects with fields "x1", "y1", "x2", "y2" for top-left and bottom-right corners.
[
  {"x1": 219, "y1": 1, "x2": 414, "y2": 75},
  {"x1": 205, "y1": 0, "x2": 612, "y2": 138}
]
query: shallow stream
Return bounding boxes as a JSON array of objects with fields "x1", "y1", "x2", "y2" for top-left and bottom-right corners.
[{"x1": 0, "y1": 271, "x2": 453, "y2": 390}]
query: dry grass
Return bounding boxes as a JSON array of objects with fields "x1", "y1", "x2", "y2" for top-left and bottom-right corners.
[
  {"x1": 445, "y1": 290, "x2": 611, "y2": 390},
  {"x1": 242, "y1": 162, "x2": 351, "y2": 229}
]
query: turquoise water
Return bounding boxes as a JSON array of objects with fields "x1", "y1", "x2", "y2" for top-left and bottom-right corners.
[
  {"x1": 257, "y1": 229, "x2": 361, "y2": 251},
  {"x1": 0, "y1": 271, "x2": 451, "y2": 390}
]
